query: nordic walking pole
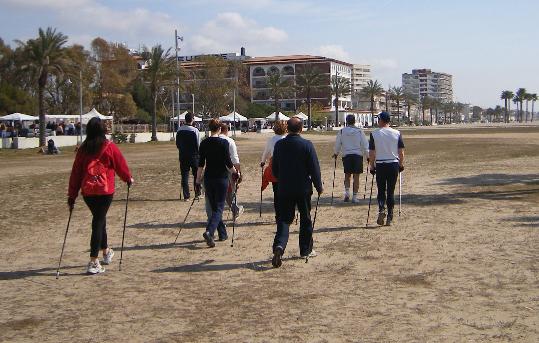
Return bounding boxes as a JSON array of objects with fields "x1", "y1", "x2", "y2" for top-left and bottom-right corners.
[
  {"x1": 174, "y1": 195, "x2": 198, "y2": 244},
  {"x1": 366, "y1": 172, "x2": 375, "y2": 228},
  {"x1": 231, "y1": 179, "x2": 239, "y2": 248},
  {"x1": 56, "y1": 208, "x2": 73, "y2": 279},
  {"x1": 399, "y1": 171, "x2": 402, "y2": 217},
  {"x1": 259, "y1": 165, "x2": 263, "y2": 217},
  {"x1": 363, "y1": 169, "x2": 368, "y2": 199},
  {"x1": 119, "y1": 184, "x2": 130, "y2": 271},
  {"x1": 306, "y1": 193, "x2": 321, "y2": 264},
  {"x1": 330, "y1": 156, "x2": 337, "y2": 206}
]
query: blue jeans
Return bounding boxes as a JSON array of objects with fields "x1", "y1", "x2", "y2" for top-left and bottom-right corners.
[
  {"x1": 273, "y1": 193, "x2": 313, "y2": 256},
  {"x1": 375, "y1": 162, "x2": 399, "y2": 213},
  {"x1": 204, "y1": 176, "x2": 228, "y2": 238}
]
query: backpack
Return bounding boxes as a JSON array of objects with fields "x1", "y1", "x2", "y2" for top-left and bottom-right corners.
[{"x1": 81, "y1": 142, "x2": 110, "y2": 195}]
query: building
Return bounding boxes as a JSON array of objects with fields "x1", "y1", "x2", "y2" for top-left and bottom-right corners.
[
  {"x1": 351, "y1": 64, "x2": 371, "y2": 94},
  {"x1": 402, "y1": 69, "x2": 453, "y2": 103},
  {"x1": 244, "y1": 55, "x2": 353, "y2": 112}
]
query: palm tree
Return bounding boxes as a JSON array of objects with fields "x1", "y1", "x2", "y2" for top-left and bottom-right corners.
[
  {"x1": 145, "y1": 44, "x2": 174, "y2": 141},
  {"x1": 512, "y1": 97, "x2": 520, "y2": 122},
  {"x1": 390, "y1": 86, "x2": 404, "y2": 125},
  {"x1": 430, "y1": 98, "x2": 442, "y2": 125},
  {"x1": 402, "y1": 93, "x2": 416, "y2": 124},
  {"x1": 515, "y1": 88, "x2": 526, "y2": 123},
  {"x1": 331, "y1": 75, "x2": 351, "y2": 126},
  {"x1": 530, "y1": 93, "x2": 537, "y2": 122},
  {"x1": 420, "y1": 96, "x2": 432, "y2": 125},
  {"x1": 360, "y1": 80, "x2": 384, "y2": 126},
  {"x1": 455, "y1": 102, "x2": 465, "y2": 123},
  {"x1": 524, "y1": 92, "x2": 532, "y2": 122},
  {"x1": 266, "y1": 69, "x2": 293, "y2": 117},
  {"x1": 18, "y1": 27, "x2": 68, "y2": 146},
  {"x1": 296, "y1": 65, "x2": 326, "y2": 130},
  {"x1": 501, "y1": 90, "x2": 514, "y2": 123}
]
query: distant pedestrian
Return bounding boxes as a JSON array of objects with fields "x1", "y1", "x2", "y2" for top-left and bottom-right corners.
[
  {"x1": 368, "y1": 111, "x2": 405, "y2": 226},
  {"x1": 271, "y1": 117, "x2": 323, "y2": 268},
  {"x1": 196, "y1": 119, "x2": 238, "y2": 247},
  {"x1": 176, "y1": 113, "x2": 200, "y2": 200},
  {"x1": 68, "y1": 117, "x2": 133, "y2": 275},
  {"x1": 333, "y1": 114, "x2": 369, "y2": 203},
  {"x1": 260, "y1": 120, "x2": 287, "y2": 221}
]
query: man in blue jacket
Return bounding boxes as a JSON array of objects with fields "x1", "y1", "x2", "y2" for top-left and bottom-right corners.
[
  {"x1": 271, "y1": 117, "x2": 323, "y2": 268},
  {"x1": 176, "y1": 113, "x2": 200, "y2": 200}
]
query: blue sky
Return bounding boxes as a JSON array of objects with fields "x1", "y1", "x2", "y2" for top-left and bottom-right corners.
[{"x1": 1, "y1": 0, "x2": 538, "y2": 107}]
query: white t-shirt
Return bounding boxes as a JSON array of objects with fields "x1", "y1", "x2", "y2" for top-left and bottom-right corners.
[
  {"x1": 219, "y1": 134, "x2": 240, "y2": 165},
  {"x1": 261, "y1": 134, "x2": 286, "y2": 163},
  {"x1": 369, "y1": 127, "x2": 404, "y2": 163}
]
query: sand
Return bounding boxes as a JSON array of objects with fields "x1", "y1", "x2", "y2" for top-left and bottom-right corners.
[{"x1": 0, "y1": 125, "x2": 538, "y2": 342}]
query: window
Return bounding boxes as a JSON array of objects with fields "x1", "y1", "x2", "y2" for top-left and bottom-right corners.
[{"x1": 252, "y1": 67, "x2": 266, "y2": 77}]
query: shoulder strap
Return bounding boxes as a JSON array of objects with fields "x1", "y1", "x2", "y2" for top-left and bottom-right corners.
[{"x1": 96, "y1": 141, "x2": 110, "y2": 161}]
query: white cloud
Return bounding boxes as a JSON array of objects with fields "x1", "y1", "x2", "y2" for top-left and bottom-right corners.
[
  {"x1": 317, "y1": 45, "x2": 350, "y2": 61},
  {"x1": 188, "y1": 12, "x2": 287, "y2": 55}
]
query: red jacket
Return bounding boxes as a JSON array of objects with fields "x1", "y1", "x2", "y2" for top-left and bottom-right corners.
[{"x1": 68, "y1": 141, "x2": 132, "y2": 199}]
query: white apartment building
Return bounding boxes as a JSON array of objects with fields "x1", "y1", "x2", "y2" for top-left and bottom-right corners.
[
  {"x1": 402, "y1": 69, "x2": 453, "y2": 103},
  {"x1": 351, "y1": 64, "x2": 371, "y2": 93}
]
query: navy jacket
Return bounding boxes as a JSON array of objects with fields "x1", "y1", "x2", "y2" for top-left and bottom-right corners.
[
  {"x1": 272, "y1": 133, "x2": 322, "y2": 196},
  {"x1": 176, "y1": 125, "x2": 200, "y2": 162}
]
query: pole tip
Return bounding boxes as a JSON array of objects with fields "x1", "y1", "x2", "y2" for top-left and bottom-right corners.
[{"x1": 56, "y1": 272, "x2": 59, "y2": 279}]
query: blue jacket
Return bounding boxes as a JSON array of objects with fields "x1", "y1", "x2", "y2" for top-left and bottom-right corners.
[{"x1": 272, "y1": 133, "x2": 322, "y2": 196}]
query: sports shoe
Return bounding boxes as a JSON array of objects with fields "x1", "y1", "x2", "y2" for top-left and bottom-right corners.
[
  {"x1": 233, "y1": 205, "x2": 244, "y2": 219},
  {"x1": 301, "y1": 250, "x2": 318, "y2": 258},
  {"x1": 203, "y1": 231, "x2": 216, "y2": 248},
  {"x1": 272, "y1": 246, "x2": 283, "y2": 268},
  {"x1": 344, "y1": 195, "x2": 350, "y2": 202},
  {"x1": 386, "y1": 213, "x2": 393, "y2": 226},
  {"x1": 377, "y1": 212, "x2": 385, "y2": 226},
  {"x1": 351, "y1": 194, "x2": 360, "y2": 203},
  {"x1": 87, "y1": 260, "x2": 105, "y2": 275},
  {"x1": 102, "y1": 248, "x2": 114, "y2": 265}
]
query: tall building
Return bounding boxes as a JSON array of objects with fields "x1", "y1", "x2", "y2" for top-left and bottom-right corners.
[
  {"x1": 402, "y1": 69, "x2": 453, "y2": 103},
  {"x1": 244, "y1": 55, "x2": 352, "y2": 111},
  {"x1": 351, "y1": 64, "x2": 371, "y2": 94}
]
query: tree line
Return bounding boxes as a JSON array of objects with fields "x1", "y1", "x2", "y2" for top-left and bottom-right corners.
[{"x1": 501, "y1": 89, "x2": 537, "y2": 123}]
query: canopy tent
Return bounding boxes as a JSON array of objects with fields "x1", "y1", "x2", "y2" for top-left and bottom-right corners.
[
  {"x1": 266, "y1": 112, "x2": 290, "y2": 121},
  {"x1": 83, "y1": 108, "x2": 113, "y2": 121},
  {"x1": 170, "y1": 111, "x2": 202, "y2": 122},
  {"x1": 219, "y1": 112, "x2": 248, "y2": 122},
  {"x1": 0, "y1": 113, "x2": 39, "y2": 121},
  {"x1": 46, "y1": 108, "x2": 113, "y2": 124},
  {"x1": 294, "y1": 112, "x2": 308, "y2": 120}
]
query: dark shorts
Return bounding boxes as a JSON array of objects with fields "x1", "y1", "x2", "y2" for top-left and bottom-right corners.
[{"x1": 342, "y1": 154, "x2": 363, "y2": 174}]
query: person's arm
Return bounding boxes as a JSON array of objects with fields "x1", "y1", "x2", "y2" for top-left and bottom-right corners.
[
  {"x1": 175, "y1": 131, "x2": 181, "y2": 150},
  {"x1": 398, "y1": 133, "x2": 405, "y2": 170},
  {"x1": 368, "y1": 133, "x2": 376, "y2": 172},
  {"x1": 307, "y1": 142, "x2": 323, "y2": 194},
  {"x1": 196, "y1": 141, "x2": 206, "y2": 184},
  {"x1": 67, "y1": 150, "x2": 84, "y2": 201},
  {"x1": 110, "y1": 143, "x2": 133, "y2": 184},
  {"x1": 360, "y1": 130, "x2": 369, "y2": 158},
  {"x1": 271, "y1": 141, "x2": 281, "y2": 178},
  {"x1": 260, "y1": 137, "x2": 271, "y2": 166},
  {"x1": 333, "y1": 130, "x2": 341, "y2": 157}
]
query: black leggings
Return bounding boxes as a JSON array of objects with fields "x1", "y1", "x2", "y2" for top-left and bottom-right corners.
[
  {"x1": 375, "y1": 162, "x2": 399, "y2": 213},
  {"x1": 83, "y1": 195, "x2": 113, "y2": 258}
]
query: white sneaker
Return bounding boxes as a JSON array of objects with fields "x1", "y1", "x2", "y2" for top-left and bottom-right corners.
[
  {"x1": 301, "y1": 250, "x2": 318, "y2": 258},
  {"x1": 233, "y1": 205, "x2": 244, "y2": 219},
  {"x1": 102, "y1": 248, "x2": 114, "y2": 265},
  {"x1": 351, "y1": 194, "x2": 360, "y2": 203},
  {"x1": 87, "y1": 261, "x2": 105, "y2": 275}
]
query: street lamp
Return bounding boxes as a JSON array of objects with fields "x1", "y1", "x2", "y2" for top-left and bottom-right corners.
[{"x1": 66, "y1": 69, "x2": 83, "y2": 143}]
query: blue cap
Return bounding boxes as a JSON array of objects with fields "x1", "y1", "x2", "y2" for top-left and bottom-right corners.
[{"x1": 379, "y1": 111, "x2": 390, "y2": 122}]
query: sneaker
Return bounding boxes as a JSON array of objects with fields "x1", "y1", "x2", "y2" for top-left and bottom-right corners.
[
  {"x1": 301, "y1": 250, "x2": 318, "y2": 258},
  {"x1": 102, "y1": 248, "x2": 114, "y2": 265},
  {"x1": 344, "y1": 195, "x2": 350, "y2": 202},
  {"x1": 218, "y1": 235, "x2": 228, "y2": 242},
  {"x1": 377, "y1": 212, "x2": 385, "y2": 226},
  {"x1": 233, "y1": 205, "x2": 244, "y2": 219},
  {"x1": 272, "y1": 246, "x2": 283, "y2": 268},
  {"x1": 351, "y1": 195, "x2": 360, "y2": 203},
  {"x1": 386, "y1": 213, "x2": 393, "y2": 226},
  {"x1": 87, "y1": 261, "x2": 105, "y2": 275},
  {"x1": 203, "y1": 231, "x2": 216, "y2": 248}
]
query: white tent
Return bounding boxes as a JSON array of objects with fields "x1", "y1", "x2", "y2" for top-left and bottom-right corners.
[
  {"x1": 219, "y1": 112, "x2": 248, "y2": 122},
  {"x1": 170, "y1": 112, "x2": 202, "y2": 122},
  {"x1": 266, "y1": 112, "x2": 290, "y2": 121},
  {"x1": 294, "y1": 112, "x2": 308, "y2": 120},
  {"x1": 0, "y1": 113, "x2": 39, "y2": 121},
  {"x1": 82, "y1": 108, "x2": 113, "y2": 122}
]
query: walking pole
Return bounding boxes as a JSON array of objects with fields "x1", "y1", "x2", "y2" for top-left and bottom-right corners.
[
  {"x1": 231, "y1": 180, "x2": 239, "y2": 248},
  {"x1": 363, "y1": 170, "x2": 368, "y2": 199},
  {"x1": 56, "y1": 208, "x2": 73, "y2": 279},
  {"x1": 399, "y1": 172, "x2": 402, "y2": 217},
  {"x1": 365, "y1": 173, "x2": 375, "y2": 228},
  {"x1": 173, "y1": 195, "x2": 198, "y2": 244},
  {"x1": 119, "y1": 184, "x2": 130, "y2": 271},
  {"x1": 330, "y1": 157, "x2": 337, "y2": 205},
  {"x1": 306, "y1": 193, "x2": 321, "y2": 264},
  {"x1": 259, "y1": 166, "x2": 263, "y2": 217}
]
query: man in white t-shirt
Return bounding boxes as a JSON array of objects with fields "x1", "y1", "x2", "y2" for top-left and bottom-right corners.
[
  {"x1": 333, "y1": 114, "x2": 369, "y2": 203},
  {"x1": 368, "y1": 112, "x2": 405, "y2": 226}
]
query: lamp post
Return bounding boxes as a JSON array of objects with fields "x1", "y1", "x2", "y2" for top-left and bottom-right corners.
[
  {"x1": 66, "y1": 69, "x2": 83, "y2": 143},
  {"x1": 191, "y1": 93, "x2": 195, "y2": 115}
]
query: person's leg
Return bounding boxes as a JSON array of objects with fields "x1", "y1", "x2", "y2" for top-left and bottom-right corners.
[
  {"x1": 385, "y1": 163, "x2": 399, "y2": 223},
  {"x1": 344, "y1": 173, "x2": 351, "y2": 200},
  {"x1": 180, "y1": 160, "x2": 190, "y2": 199},
  {"x1": 190, "y1": 158, "x2": 199, "y2": 197},
  {"x1": 273, "y1": 195, "x2": 295, "y2": 253},
  {"x1": 83, "y1": 196, "x2": 111, "y2": 262},
  {"x1": 376, "y1": 163, "x2": 387, "y2": 213},
  {"x1": 205, "y1": 177, "x2": 228, "y2": 238},
  {"x1": 272, "y1": 182, "x2": 280, "y2": 222},
  {"x1": 297, "y1": 194, "x2": 313, "y2": 256}
]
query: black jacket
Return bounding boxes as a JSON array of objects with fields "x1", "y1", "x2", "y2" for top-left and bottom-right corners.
[
  {"x1": 176, "y1": 125, "x2": 200, "y2": 161},
  {"x1": 272, "y1": 133, "x2": 322, "y2": 196}
]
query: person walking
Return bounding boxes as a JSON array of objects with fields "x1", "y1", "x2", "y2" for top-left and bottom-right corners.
[
  {"x1": 196, "y1": 119, "x2": 238, "y2": 247},
  {"x1": 333, "y1": 114, "x2": 369, "y2": 203},
  {"x1": 271, "y1": 117, "x2": 323, "y2": 268},
  {"x1": 219, "y1": 123, "x2": 244, "y2": 219},
  {"x1": 368, "y1": 111, "x2": 405, "y2": 226},
  {"x1": 260, "y1": 120, "x2": 287, "y2": 221},
  {"x1": 176, "y1": 113, "x2": 200, "y2": 200},
  {"x1": 68, "y1": 117, "x2": 133, "y2": 275}
]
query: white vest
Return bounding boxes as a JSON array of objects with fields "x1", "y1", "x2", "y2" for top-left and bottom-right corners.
[{"x1": 371, "y1": 127, "x2": 402, "y2": 163}]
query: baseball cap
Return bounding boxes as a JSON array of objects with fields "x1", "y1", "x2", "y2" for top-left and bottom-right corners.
[{"x1": 379, "y1": 111, "x2": 390, "y2": 122}]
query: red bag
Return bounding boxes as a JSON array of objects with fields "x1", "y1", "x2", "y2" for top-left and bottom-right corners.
[
  {"x1": 261, "y1": 158, "x2": 278, "y2": 191},
  {"x1": 81, "y1": 142, "x2": 110, "y2": 195}
]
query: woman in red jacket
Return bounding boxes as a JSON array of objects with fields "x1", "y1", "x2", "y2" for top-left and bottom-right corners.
[{"x1": 68, "y1": 117, "x2": 133, "y2": 275}]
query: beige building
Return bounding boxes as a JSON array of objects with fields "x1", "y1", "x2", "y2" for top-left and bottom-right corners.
[{"x1": 402, "y1": 69, "x2": 453, "y2": 103}]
